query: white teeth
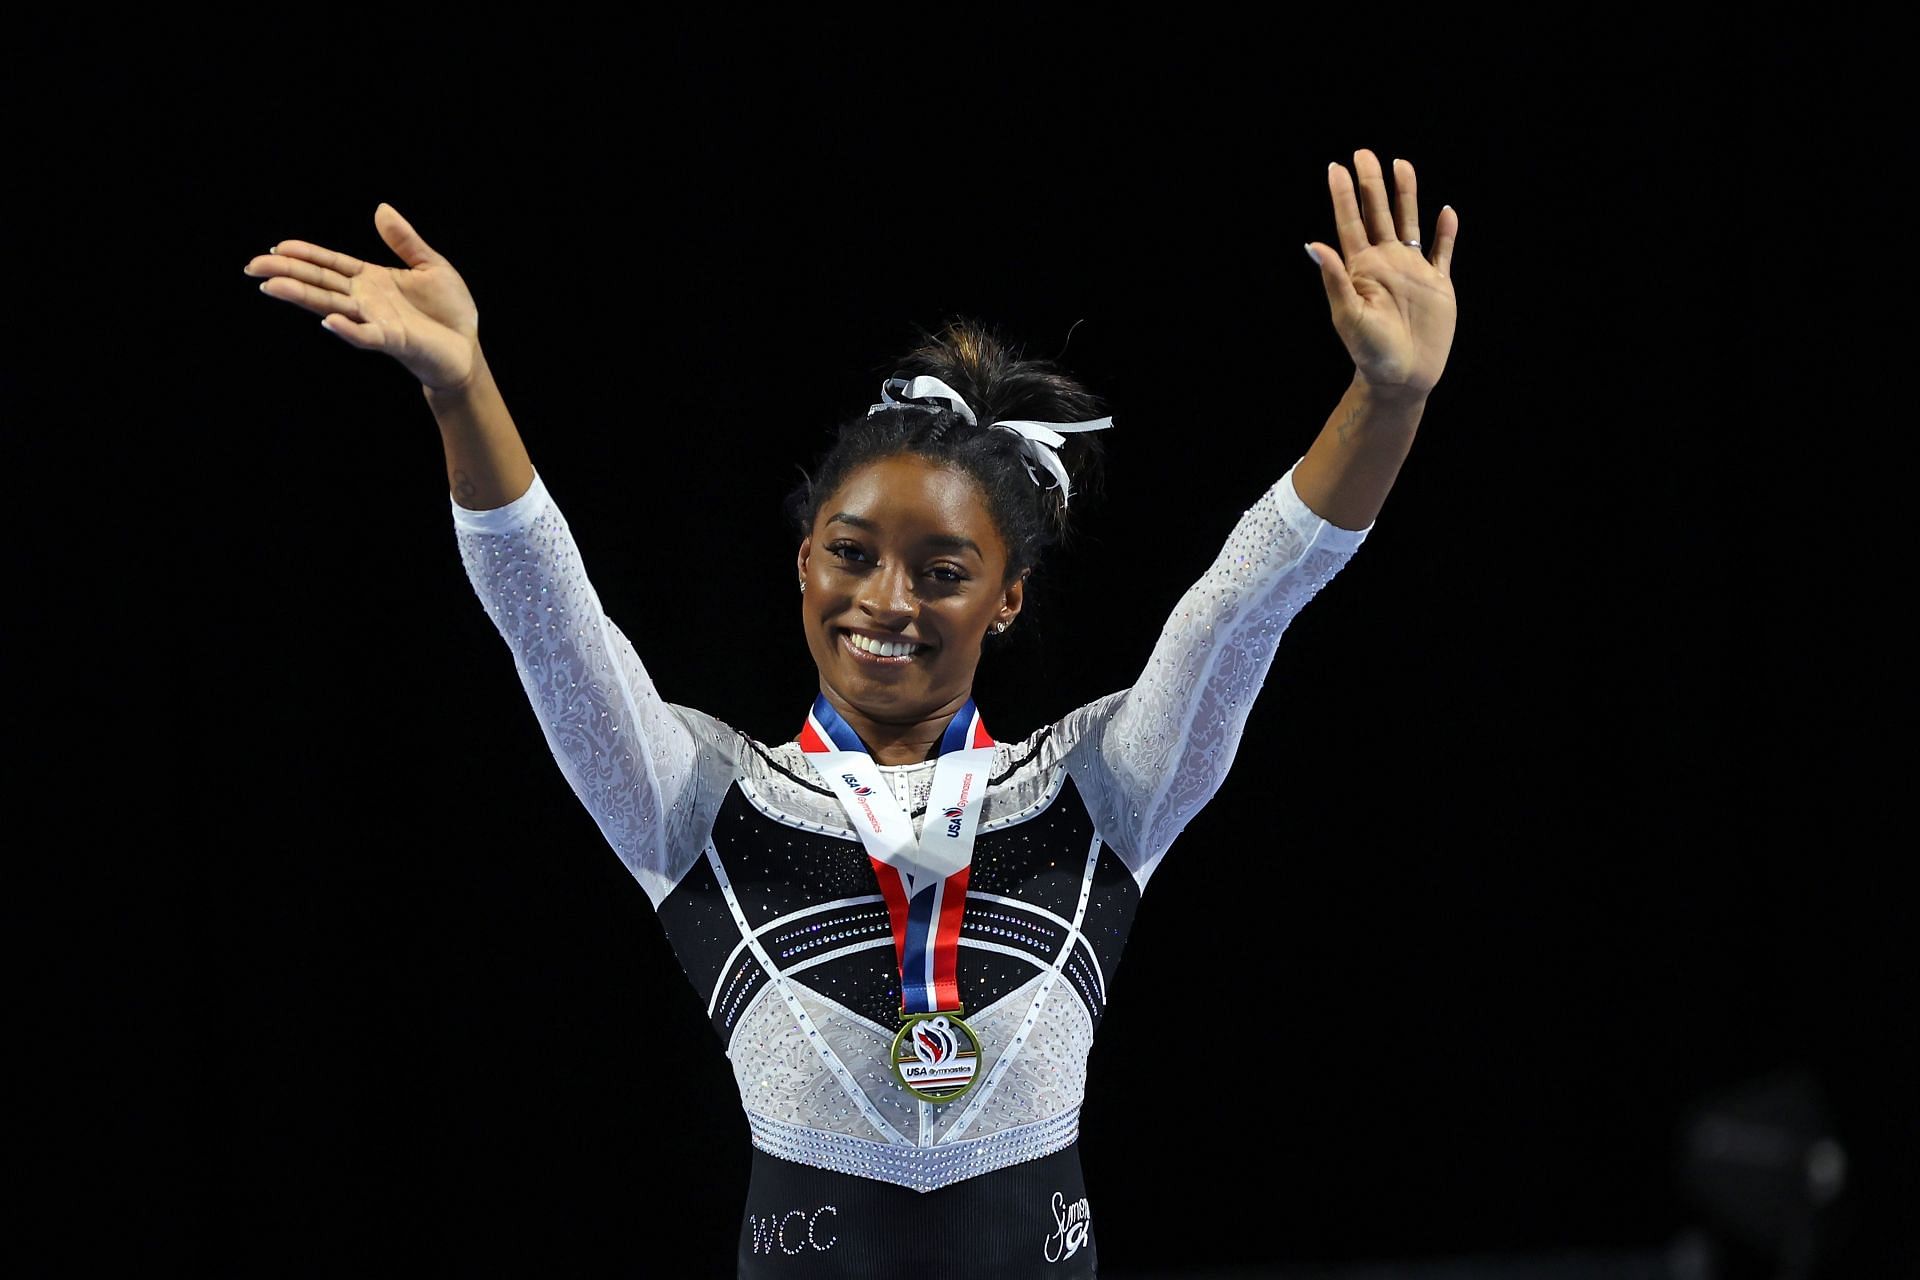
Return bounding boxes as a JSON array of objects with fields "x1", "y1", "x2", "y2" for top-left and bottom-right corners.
[{"x1": 845, "y1": 632, "x2": 922, "y2": 658}]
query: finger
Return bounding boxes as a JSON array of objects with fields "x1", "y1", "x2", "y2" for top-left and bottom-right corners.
[
  {"x1": 264, "y1": 239, "x2": 368, "y2": 278},
  {"x1": 244, "y1": 253, "x2": 354, "y2": 295},
  {"x1": 375, "y1": 203, "x2": 444, "y2": 269},
  {"x1": 318, "y1": 313, "x2": 388, "y2": 350},
  {"x1": 1433, "y1": 204, "x2": 1458, "y2": 279},
  {"x1": 1352, "y1": 149, "x2": 1395, "y2": 245},
  {"x1": 1307, "y1": 239, "x2": 1362, "y2": 321},
  {"x1": 1391, "y1": 158, "x2": 1422, "y2": 247},
  {"x1": 1327, "y1": 161, "x2": 1369, "y2": 266},
  {"x1": 258, "y1": 275, "x2": 368, "y2": 323}
]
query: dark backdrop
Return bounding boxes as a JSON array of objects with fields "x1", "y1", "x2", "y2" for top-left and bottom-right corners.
[{"x1": 30, "y1": 20, "x2": 1902, "y2": 1279}]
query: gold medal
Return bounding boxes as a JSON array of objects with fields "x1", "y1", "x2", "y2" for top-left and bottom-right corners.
[{"x1": 890, "y1": 1010, "x2": 982, "y2": 1102}]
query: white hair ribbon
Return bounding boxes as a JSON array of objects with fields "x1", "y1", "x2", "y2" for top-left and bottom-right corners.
[
  {"x1": 866, "y1": 374, "x2": 1114, "y2": 507},
  {"x1": 870, "y1": 375, "x2": 981, "y2": 425}
]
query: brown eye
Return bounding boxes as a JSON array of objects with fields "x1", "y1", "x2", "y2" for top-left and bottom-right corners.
[{"x1": 826, "y1": 541, "x2": 869, "y2": 564}]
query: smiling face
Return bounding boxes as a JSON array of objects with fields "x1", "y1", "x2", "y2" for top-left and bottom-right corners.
[{"x1": 797, "y1": 454, "x2": 1024, "y2": 749}]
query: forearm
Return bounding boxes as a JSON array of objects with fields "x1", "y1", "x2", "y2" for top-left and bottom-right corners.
[
  {"x1": 451, "y1": 481, "x2": 697, "y2": 907},
  {"x1": 1290, "y1": 374, "x2": 1426, "y2": 532},
  {"x1": 1092, "y1": 462, "x2": 1368, "y2": 883},
  {"x1": 424, "y1": 344, "x2": 536, "y2": 511}
]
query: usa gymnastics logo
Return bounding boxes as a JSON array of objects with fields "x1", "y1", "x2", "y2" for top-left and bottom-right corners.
[
  {"x1": 913, "y1": 1018, "x2": 958, "y2": 1065},
  {"x1": 943, "y1": 804, "x2": 967, "y2": 837},
  {"x1": 841, "y1": 773, "x2": 872, "y2": 796},
  {"x1": 891, "y1": 1013, "x2": 979, "y2": 1098}
]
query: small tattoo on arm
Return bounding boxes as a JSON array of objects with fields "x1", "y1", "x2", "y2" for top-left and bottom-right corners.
[
  {"x1": 1335, "y1": 405, "x2": 1360, "y2": 445},
  {"x1": 452, "y1": 468, "x2": 478, "y2": 502}
]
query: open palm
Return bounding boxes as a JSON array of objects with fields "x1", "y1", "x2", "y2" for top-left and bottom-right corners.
[
  {"x1": 244, "y1": 203, "x2": 481, "y2": 392},
  {"x1": 1308, "y1": 150, "x2": 1459, "y2": 399}
]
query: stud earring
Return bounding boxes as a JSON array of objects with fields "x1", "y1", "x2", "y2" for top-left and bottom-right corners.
[
  {"x1": 992, "y1": 621, "x2": 1007, "y2": 634},
  {"x1": 799, "y1": 579, "x2": 807, "y2": 592}
]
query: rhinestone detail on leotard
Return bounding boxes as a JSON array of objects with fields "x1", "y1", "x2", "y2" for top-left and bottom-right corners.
[{"x1": 450, "y1": 459, "x2": 1371, "y2": 1191}]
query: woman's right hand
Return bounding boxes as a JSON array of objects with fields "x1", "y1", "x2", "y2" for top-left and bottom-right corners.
[{"x1": 245, "y1": 203, "x2": 481, "y2": 393}]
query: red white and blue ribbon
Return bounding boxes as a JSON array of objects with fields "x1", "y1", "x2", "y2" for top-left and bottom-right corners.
[{"x1": 798, "y1": 692, "x2": 996, "y2": 1016}]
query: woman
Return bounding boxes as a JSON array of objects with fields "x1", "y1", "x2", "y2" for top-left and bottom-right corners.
[{"x1": 244, "y1": 147, "x2": 1459, "y2": 1278}]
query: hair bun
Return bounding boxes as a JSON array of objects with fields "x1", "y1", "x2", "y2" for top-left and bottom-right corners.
[
  {"x1": 786, "y1": 315, "x2": 1110, "y2": 592},
  {"x1": 892, "y1": 317, "x2": 1111, "y2": 527}
]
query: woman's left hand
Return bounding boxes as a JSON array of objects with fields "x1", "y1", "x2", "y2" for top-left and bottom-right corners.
[{"x1": 1308, "y1": 149, "x2": 1460, "y2": 401}]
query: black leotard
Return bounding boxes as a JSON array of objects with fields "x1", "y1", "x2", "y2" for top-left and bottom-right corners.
[{"x1": 451, "y1": 463, "x2": 1369, "y2": 1276}]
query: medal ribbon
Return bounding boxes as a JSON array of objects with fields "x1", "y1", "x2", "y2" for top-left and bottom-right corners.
[{"x1": 798, "y1": 693, "x2": 996, "y2": 1016}]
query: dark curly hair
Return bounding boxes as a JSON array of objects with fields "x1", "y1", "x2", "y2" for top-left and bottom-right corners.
[{"x1": 784, "y1": 316, "x2": 1110, "y2": 596}]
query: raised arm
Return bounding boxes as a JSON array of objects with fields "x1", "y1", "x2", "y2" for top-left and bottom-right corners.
[
  {"x1": 448, "y1": 466, "x2": 714, "y2": 909},
  {"x1": 1077, "y1": 447, "x2": 1373, "y2": 889},
  {"x1": 246, "y1": 204, "x2": 716, "y2": 907},
  {"x1": 1071, "y1": 147, "x2": 1460, "y2": 888},
  {"x1": 1294, "y1": 149, "x2": 1459, "y2": 527}
]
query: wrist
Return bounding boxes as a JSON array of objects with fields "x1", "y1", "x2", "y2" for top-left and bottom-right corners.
[
  {"x1": 1349, "y1": 371, "x2": 1430, "y2": 412},
  {"x1": 422, "y1": 342, "x2": 491, "y2": 402}
]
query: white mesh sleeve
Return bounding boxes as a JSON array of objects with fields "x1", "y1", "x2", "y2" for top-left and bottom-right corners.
[
  {"x1": 450, "y1": 471, "x2": 730, "y2": 909},
  {"x1": 1061, "y1": 459, "x2": 1372, "y2": 891}
]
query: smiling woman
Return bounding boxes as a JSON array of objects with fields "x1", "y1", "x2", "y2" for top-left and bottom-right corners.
[
  {"x1": 785, "y1": 324, "x2": 1110, "y2": 768},
  {"x1": 445, "y1": 320, "x2": 1368, "y2": 1280},
  {"x1": 802, "y1": 454, "x2": 1014, "y2": 743},
  {"x1": 246, "y1": 150, "x2": 1457, "y2": 1277}
]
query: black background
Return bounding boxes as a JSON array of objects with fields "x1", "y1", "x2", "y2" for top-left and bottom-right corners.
[{"x1": 22, "y1": 20, "x2": 1902, "y2": 1279}]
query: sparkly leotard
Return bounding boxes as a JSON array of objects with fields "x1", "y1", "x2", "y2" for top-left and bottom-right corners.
[{"x1": 451, "y1": 462, "x2": 1370, "y2": 1277}]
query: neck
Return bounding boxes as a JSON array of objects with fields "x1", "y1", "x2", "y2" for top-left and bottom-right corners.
[{"x1": 817, "y1": 687, "x2": 970, "y2": 765}]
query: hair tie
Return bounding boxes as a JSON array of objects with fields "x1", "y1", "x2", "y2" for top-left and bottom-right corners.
[{"x1": 866, "y1": 375, "x2": 1114, "y2": 507}]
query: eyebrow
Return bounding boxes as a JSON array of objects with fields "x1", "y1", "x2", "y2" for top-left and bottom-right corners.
[{"x1": 826, "y1": 512, "x2": 984, "y2": 559}]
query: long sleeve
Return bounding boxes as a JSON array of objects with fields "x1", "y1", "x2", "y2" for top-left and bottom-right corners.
[
  {"x1": 1062, "y1": 458, "x2": 1372, "y2": 891},
  {"x1": 450, "y1": 470, "x2": 730, "y2": 909}
]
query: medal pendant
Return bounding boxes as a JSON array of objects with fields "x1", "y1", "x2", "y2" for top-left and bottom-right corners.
[{"x1": 890, "y1": 1010, "x2": 982, "y2": 1103}]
